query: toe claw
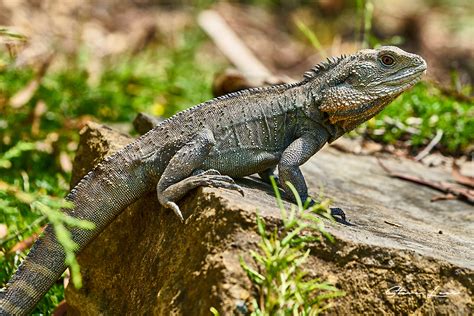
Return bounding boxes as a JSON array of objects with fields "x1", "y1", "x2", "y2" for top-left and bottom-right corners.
[
  {"x1": 166, "y1": 201, "x2": 184, "y2": 223},
  {"x1": 330, "y1": 207, "x2": 354, "y2": 226},
  {"x1": 215, "y1": 181, "x2": 244, "y2": 197},
  {"x1": 330, "y1": 207, "x2": 346, "y2": 222},
  {"x1": 227, "y1": 183, "x2": 244, "y2": 196}
]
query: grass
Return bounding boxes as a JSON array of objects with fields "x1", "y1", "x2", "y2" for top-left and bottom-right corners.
[
  {"x1": 361, "y1": 82, "x2": 473, "y2": 154},
  {"x1": 239, "y1": 178, "x2": 345, "y2": 315}
]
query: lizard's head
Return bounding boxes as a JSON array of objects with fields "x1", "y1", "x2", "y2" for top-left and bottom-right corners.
[{"x1": 307, "y1": 46, "x2": 427, "y2": 131}]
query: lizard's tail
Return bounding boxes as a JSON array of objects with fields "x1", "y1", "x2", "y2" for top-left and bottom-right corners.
[{"x1": 0, "y1": 149, "x2": 154, "y2": 315}]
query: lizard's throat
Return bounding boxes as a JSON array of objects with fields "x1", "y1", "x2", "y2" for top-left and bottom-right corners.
[{"x1": 328, "y1": 98, "x2": 391, "y2": 132}]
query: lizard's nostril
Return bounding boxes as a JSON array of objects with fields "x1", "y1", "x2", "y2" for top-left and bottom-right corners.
[{"x1": 415, "y1": 56, "x2": 427, "y2": 71}]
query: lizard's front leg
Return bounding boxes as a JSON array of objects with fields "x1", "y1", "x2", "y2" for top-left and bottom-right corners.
[
  {"x1": 277, "y1": 131, "x2": 346, "y2": 221},
  {"x1": 278, "y1": 132, "x2": 325, "y2": 203},
  {"x1": 157, "y1": 129, "x2": 243, "y2": 222}
]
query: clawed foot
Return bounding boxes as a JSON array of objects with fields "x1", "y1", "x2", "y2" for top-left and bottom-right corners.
[
  {"x1": 329, "y1": 207, "x2": 354, "y2": 226},
  {"x1": 305, "y1": 200, "x2": 352, "y2": 225},
  {"x1": 192, "y1": 170, "x2": 244, "y2": 194},
  {"x1": 330, "y1": 207, "x2": 346, "y2": 222},
  {"x1": 193, "y1": 174, "x2": 245, "y2": 197},
  {"x1": 161, "y1": 172, "x2": 244, "y2": 222}
]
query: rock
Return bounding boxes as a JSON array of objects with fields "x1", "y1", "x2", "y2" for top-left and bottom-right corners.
[
  {"x1": 133, "y1": 113, "x2": 163, "y2": 136},
  {"x1": 65, "y1": 123, "x2": 473, "y2": 315},
  {"x1": 71, "y1": 122, "x2": 133, "y2": 187}
]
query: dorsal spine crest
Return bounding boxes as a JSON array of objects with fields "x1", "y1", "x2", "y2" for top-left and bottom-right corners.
[{"x1": 303, "y1": 55, "x2": 347, "y2": 80}]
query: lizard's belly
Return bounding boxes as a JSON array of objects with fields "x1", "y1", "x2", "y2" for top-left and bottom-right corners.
[{"x1": 201, "y1": 149, "x2": 280, "y2": 177}]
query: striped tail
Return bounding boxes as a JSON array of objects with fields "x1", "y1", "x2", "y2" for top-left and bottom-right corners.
[{"x1": 0, "y1": 147, "x2": 155, "y2": 315}]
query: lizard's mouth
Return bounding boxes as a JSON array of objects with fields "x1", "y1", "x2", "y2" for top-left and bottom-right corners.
[{"x1": 383, "y1": 63, "x2": 427, "y2": 86}]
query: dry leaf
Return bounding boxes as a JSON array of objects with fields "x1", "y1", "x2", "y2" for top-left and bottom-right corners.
[
  {"x1": 52, "y1": 300, "x2": 68, "y2": 316},
  {"x1": 9, "y1": 54, "x2": 53, "y2": 108},
  {"x1": 31, "y1": 100, "x2": 47, "y2": 136},
  {"x1": 59, "y1": 151, "x2": 73, "y2": 173},
  {"x1": 9, "y1": 80, "x2": 40, "y2": 108},
  {"x1": 63, "y1": 268, "x2": 70, "y2": 288},
  {"x1": 0, "y1": 223, "x2": 8, "y2": 239},
  {"x1": 420, "y1": 153, "x2": 450, "y2": 167},
  {"x1": 9, "y1": 232, "x2": 40, "y2": 253},
  {"x1": 361, "y1": 141, "x2": 383, "y2": 154}
]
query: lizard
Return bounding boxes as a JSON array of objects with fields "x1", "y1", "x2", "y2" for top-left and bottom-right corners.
[{"x1": 0, "y1": 46, "x2": 426, "y2": 315}]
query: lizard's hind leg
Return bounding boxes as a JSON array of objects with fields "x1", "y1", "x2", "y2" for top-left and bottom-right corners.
[{"x1": 157, "y1": 129, "x2": 243, "y2": 222}]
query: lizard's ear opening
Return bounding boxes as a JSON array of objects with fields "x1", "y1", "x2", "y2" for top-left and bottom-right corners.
[{"x1": 344, "y1": 72, "x2": 358, "y2": 86}]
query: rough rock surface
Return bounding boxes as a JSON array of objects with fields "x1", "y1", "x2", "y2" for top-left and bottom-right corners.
[{"x1": 65, "y1": 122, "x2": 473, "y2": 315}]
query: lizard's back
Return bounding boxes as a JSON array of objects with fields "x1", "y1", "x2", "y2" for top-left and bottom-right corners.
[{"x1": 163, "y1": 82, "x2": 308, "y2": 176}]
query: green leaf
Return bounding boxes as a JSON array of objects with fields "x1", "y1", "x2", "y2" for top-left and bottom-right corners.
[
  {"x1": 285, "y1": 181, "x2": 303, "y2": 211},
  {"x1": 209, "y1": 307, "x2": 220, "y2": 316},
  {"x1": 31, "y1": 201, "x2": 95, "y2": 288},
  {"x1": 294, "y1": 19, "x2": 326, "y2": 58}
]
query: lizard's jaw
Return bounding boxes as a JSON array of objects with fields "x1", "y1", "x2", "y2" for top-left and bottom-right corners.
[
  {"x1": 383, "y1": 58, "x2": 427, "y2": 86},
  {"x1": 386, "y1": 67, "x2": 426, "y2": 86}
]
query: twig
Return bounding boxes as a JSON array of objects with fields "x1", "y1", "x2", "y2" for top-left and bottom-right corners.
[
  {"x1": 431, "y1": 193, "x2": 457, "y2": 202},
  {"x1": 414, "y1": 129, "x2": 443, "y2": 161},
  {"x1": 198, "y1": 10, "x2": 272, "y2": 79},
  {"x1": 452, "y1": 161, "x2": 474, "y2": 188},
  {"x1": 384, "y1": 220, "x2": 401, "y2": 228},
  {"x1": 377, "y1": 158, "x2": 474, "y2": 205},
  {"x1": 9, "y1": 230, "x2": 42, "y2": 253}
]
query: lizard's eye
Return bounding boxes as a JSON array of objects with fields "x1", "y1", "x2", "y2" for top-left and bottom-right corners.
[{"x1": 380, "y1": 54, "x2": 395, "y2": 67}]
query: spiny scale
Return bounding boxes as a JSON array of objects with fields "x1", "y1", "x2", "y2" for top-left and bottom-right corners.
[{"x1": 303, "y1": 55, "x2": 347, "y2": 79}]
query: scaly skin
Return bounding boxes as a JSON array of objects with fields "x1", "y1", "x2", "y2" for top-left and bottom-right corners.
[{"x1": 0, "y1": 46, "x2": 426, "y2": 315}]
